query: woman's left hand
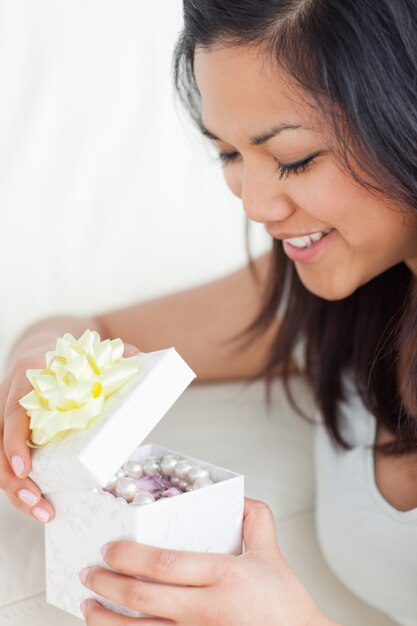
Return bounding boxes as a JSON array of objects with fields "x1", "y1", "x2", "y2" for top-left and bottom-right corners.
[{"x1": 79, "y1": 498, "x2": 337, "y2": 626}]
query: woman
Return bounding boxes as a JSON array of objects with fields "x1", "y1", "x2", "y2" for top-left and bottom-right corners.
[{"x1": 2, "y1": 0, "x2": 417, "y2": 624}]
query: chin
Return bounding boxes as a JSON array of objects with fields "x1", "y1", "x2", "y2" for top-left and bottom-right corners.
[{"x1": 296, "y1": 271, "x2": 359, "y2": 301}]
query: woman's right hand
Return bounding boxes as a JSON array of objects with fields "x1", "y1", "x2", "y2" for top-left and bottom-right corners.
[
  {"x1": 0, "y1": 335, "x2": 141, "y2": 524},
  {"x1": 0, "y1": 344, "x2": 56, "y2": 523}
]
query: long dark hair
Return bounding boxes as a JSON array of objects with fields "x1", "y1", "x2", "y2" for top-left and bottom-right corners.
[{"x1": 174, "y1": 0, "x2": 417, "y2": 455}]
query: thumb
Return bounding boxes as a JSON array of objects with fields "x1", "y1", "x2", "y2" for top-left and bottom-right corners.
[
  {"x1": 243, "y1": 498, "x2": 280, "y2": 556},
  {"x1": 123, "y1": 343, "x2": 143, "y2": 358},
  {"x1": 3, "y1": 372, "x2": 33, "y2": 477}
]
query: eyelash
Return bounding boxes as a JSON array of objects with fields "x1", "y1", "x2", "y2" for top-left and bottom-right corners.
[{"x1": 218, "y1": 152, "x2": 319, "y2": 180}]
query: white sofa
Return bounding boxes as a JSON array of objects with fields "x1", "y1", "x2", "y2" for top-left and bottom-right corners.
[{"x1": 0, "y1": 2, "x2": 399, "y2": 625}]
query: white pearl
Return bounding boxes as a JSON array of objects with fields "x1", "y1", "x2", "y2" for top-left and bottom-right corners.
[
  {"x1": 115, "y1": 496, "x2": 128, "y2": 506},
  {"x1": 115, "y1": 477, "x2": 139, "y2": 502},
  {"x1": 124, "y1": 461, "x2": 143, "y2": 479},
  {"x1": 187, "y1": 466, "x2": 211, "y2": 482},
  {"x1": 185, "y1": 484, "x2": 193, "y2": 492},
  {"x1": 192, "y1": 478, "x2": 214, "y2": 490},
  {"x1": 179, "y1": 480, "x2": 189, "y2": 490},
  {"x1": 132, "y1": 491, "x2": 155, "y2": 505},
  {"x1": 175, "y1": 459, "x2": 193, "y2": 480},
  {"x1": 171, "y1": 476, "x2": 180, "y2": 485},
  {"x1": 160, "y1": 455, "x2": 179, "y2": 476},
  {"x1": 143, "y1": 456, "x2": 160, "y2": 476},
  {"x1": 116, "y1": 468, "x2": 127, "y2": 479}
]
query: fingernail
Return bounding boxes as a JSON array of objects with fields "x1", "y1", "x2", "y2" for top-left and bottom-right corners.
[
  {"x1": 11, "y1": 455, "x2": 25, "y2": 477},
  {"x1": 79, "y1": 567, "x2": 90, "y2": 584},
  {"x1": 17, "y1": 488, "x2": 38, "y2": 506},
  {"x1": 100, "y1": 543, "x2": 109, "y2": 559},
  {"x1": 80, "y1": 599, "x2": 88, "y2": 615},
  {"x1": 32, "y1": 506, "x2": 50, "y2": 523}
]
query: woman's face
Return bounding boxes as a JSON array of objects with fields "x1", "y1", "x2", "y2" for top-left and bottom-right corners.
[{"x1": 194, "y1": 45, "x2": 417, "y2": 300}]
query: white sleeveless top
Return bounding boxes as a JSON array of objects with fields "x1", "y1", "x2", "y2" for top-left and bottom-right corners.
[{"x1": 294, "y1": 344, "x2": 417, "y2": 625}]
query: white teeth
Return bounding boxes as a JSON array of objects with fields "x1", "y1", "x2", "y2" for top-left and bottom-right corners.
[
  {"x1": 286, "y1": 235, "x2": 312, "y2": 248},
  {"x1": 285, "y1": 229, "x2": 332, "y2": 248}
]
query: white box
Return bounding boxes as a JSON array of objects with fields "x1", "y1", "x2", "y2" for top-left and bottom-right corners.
[
  {"x1": 29, "y1": 348, "x2": 244, "y2": 619},
  {"x1": 46, "y1": 443, "x2": 244, "y2": 619}
]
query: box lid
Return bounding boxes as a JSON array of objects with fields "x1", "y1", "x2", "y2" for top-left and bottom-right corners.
[{"x1": 29, "y1": 348, "x2": 196, "y2": 493}]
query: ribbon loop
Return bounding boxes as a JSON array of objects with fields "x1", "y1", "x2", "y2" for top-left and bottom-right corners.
[{"x1": 19, "y1": 330, "x2": 141, "y2": 446}]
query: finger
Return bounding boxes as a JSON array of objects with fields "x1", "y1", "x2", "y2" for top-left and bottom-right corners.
[
  {"x1": 81, "y1": 567, "x2": 194, "y2": 621},
  {"x1": 123, "y1": 344, "x2": 142, "y2": 358},
  {"x1": 242, "y1": 498, "x2": 279, "y2": 556},
  {"x1": 102, "y1": 541, "x2": 232, "y2": 586},
  {"x1": 0, "y1": 434, "x2": 55, "y2": 522},
  {"x1": 3, "y1": 373, "x2": 33, "y2": 477},
  {"x1": 0, "y1": 450, "x2": 55, "y2": 523},
  {"x1": 7, "y1": 491, "x2": 55, "y2": 524},
  {"x1": 81, "y1": 599, "x2": 174, "y2": 625}
]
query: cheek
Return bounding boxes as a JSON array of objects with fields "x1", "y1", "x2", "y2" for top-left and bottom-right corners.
[
  {"x1": 280, "y1": 161, "x2": 347, "y2": 226},
  {"x1": 372, "y1": 212, "x2": 417, "y2": 264},
  {"x1": 294, "y1": 163, "x2": 381, "y2": 241},
  {"x1": 312, "y1": 164, "x2": 406, "y2": 246}
]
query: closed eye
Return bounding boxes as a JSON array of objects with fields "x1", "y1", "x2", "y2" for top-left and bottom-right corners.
[
  {"x1": 275, "y1": 151, "x2": 323, "y2": 180},
  {"x1": 217, "y1": 151, "x2": 240, "y2": 165},
  {"x1": 217, "y1": 150, "x2": 324, "y2": 178}
]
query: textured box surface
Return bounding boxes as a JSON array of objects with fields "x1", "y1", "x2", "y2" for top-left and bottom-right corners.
[{"x1": 45, "y1": 443, "x2": 244, "y2": 619}]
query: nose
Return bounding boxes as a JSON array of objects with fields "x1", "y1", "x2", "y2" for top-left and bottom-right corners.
[{"x1": 240, "y1": 162, "x2": 295, "y2": 224}]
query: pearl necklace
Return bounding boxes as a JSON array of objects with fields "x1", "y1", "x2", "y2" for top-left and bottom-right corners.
[{"x1": 103, "y1": 455, "x2": 214, "y2": 505}]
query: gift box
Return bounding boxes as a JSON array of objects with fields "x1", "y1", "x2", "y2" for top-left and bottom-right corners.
[{"x1": 24, "y1": 337, "x2": 244, "y2": 620}]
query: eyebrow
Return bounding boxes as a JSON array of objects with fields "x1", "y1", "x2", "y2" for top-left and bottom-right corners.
[{"x1": 201, "y1": 122, "x2": 305, "y2": 146}]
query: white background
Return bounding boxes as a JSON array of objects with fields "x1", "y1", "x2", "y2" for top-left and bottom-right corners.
[{"x1": 0, "y1": 0, "x2": 270, "y2": 374}]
